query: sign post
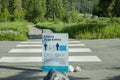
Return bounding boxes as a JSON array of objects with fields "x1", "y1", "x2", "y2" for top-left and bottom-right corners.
[{"x1": 42, "y1": 33, "x2": 68, "y2": 72}]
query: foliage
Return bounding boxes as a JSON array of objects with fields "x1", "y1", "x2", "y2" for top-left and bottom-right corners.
[
  {"x1": 0, "y1": 22, "x2": 29, "y2": 41},
  {"x1": 3, "y1": 8, "x2": 10, "y2": 22},
  {"x1": 37, "y1": 18, "x2": 120, "y2": 39},
  {"x1": 109, "y1": 17, "x2": 120, "y2": 24},
  {"x1": 94, "y1": 0, "x2": 120, "y2": 17},
  {"x1": 63, "y1": 10, "x2": 79, "y2": 23},
  {"x1": 0, "y1": 0, "x2": 99, "y2": 23},
  {"x1": 13, "y1": 0, "x2": 25, "y2": 21},
  {"x1": 111, "y1": 0, "x2": 120, "y2": 17}
]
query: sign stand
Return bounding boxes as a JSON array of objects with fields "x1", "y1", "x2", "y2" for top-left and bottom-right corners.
[{"x1": 42, "y1": 33, "x2": 68, "y2": 72}]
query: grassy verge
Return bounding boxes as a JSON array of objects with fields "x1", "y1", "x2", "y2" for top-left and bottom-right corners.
[
  {"x1": 37, "y1": 18, "x2": 120, "y2": 39},
  {"x1": 0, "y1": 22, "x2": 30, "y2": 41}
]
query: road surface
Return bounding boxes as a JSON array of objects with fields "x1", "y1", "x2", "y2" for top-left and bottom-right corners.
[{"x1": 0, "y1": 25, "x2": 120, "y2": 80}]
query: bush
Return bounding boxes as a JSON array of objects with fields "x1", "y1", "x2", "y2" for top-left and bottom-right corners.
[
  {"x1": 0, "y1": 22, "x2": 29, "y2": 41},
  {"x1": 37, "y1": 21, "x2": 120, "y2": 39},
  {"x1": 110, "y1": 17, "x2": 120, "y2": 24},
  {"x1": 63, "y1": 10, "x2": 79, "y2": 23}
]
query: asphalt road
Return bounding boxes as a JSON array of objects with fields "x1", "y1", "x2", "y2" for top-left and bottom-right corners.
[
  {"x1": 0, "y1": 39, "x2": 120, "y2": 80},
  {"x1": 0, "y1": 26, "x2": 120, "y2": 80}
]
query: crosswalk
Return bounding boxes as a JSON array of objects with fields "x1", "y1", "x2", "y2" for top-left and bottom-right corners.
[
  {"x1": 9, "y1": 48, "x2": 92, "y2": 53},
  {"x1": 0, "y1": 40, "x2": 102, "y2": 63}
]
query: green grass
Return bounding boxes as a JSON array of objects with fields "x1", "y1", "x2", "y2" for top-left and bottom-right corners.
[
  {"x1": 0, "y1": 22, "x2": 30, "y2": 41},
  {"x1": 75, "y1": 23, "x2": 120, "y2": 39},
  {"x1": 1, "y1": 17, "x2": 119, "y2": 40},
  {"x1": 37, "y1": 18, "x2": 120, "y2": 39},
  {"x1": 37, "y1": 21, "x2": 76, "y2": 32}
]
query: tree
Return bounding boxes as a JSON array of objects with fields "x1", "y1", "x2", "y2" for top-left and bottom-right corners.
[
  {"x1": 3, "y1": 8, "x2": 10, "y2": 22},
  {"x1": 32, "y1": 0, "x2": 46, "y2": 23},
  {"x1": 0, "y1": 0, "x2": 10, "y2": 22},
  {"x1": 46, "y1": 0, "x2": 68, "y2": 21},
  {"x1": 0, "y1": 0, "x2": 3, "y2": 21},
  {"x1": 41, "y1": 0, "x2": 46, "y2": 21},
  {"x1": 47, "y1": 0, "x2": 56, "y2": 21},
  {"x1": 64, "y1": 0, "x2": 79, "y2": 23},
  {"x1": 112, "y1": 0, "x2": 120, "y2": 17},
  {"x1": 79, "y1": 0, "x2": 87, "y2": 13},
  {"x1": 0, "y1": 0, "x2": 101, "y2": 22},
  {"x1": 94, "y1": 0, "x2": 120, "y2": 17},
  {"x1": 23, "y1": 0, "x2": 46, "y2": 23},
  {"x1": 55, "y1": 0, "x2": 66, "y2": 20},
  {"x1": 13, "y1": 0, "x2": 25, "y2": 21}
]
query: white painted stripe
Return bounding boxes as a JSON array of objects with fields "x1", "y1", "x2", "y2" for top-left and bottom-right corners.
[
  {"x1": 9, "y1": 48, "x2": 91, "y2": 53},
  {"x1": 16, "y1": 44, "x2": 85, "y2": 47},
  {"x1": 9, "y1": 49, "x2": 42, "y2": 53},
  {"x1": 69, "y1": 41, "x2": 81, "y2": 43},
  {"x1": 69, "y1": 44, "x2": 85, "y2": 46},
  {"x1": 0, "y1": 56, "x2": 101, "y2": 62},
  {"x1": 16, "y1": 45, "x2": 42, "y2": 47},
  {"x1": 21, "y1": 42, "x2": 42, "y2": 44},
  {"x1": 69, "y1": 48, "x2": 91, "y2": 52},
  {"x1": 21, "y1": 41, "x2": 81, "y2": 44},
  {"x1": 0, "y1": 57, "x2": 41, "y2": 62},
  {"x1": 69, "y1": 56, "x2": 101, "y2": 62}
]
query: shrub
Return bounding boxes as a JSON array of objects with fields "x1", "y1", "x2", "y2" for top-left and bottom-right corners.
[
  {"x1": 110, "y1": 17, "x2": 120, "y2": 24},
  {"x1": 63, "y1": 10, "x2": 79, "y2": 23},
  {"x1": 0, "y1": 22, "x2": 29, "y2": 41},
  {"x1": 37, "y1": 21, "x2": 120, "y2": 39}
]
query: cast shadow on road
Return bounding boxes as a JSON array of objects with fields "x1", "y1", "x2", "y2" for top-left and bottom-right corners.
[
  {"x1": 0, "y1": 65, "x2": 42, "y2": 72},
  {"x1": 112, "y1": 67, "x2": 120, "y2": 70},
  {"x1": 69, "y1": 76, "x2": 90, "y2": 80},
  {"x1": 0, "y1": 71, "x2": 44, "y2": 80},
  {"x1": 103, "y1": 75, "x2": 120, "y2": 80},
  {"x1": 102, "y1": 66, "x2": 120, "y2": 80},
  {"x1": 28, "y1": 35, "x2": 42, "y2": 39},
  {"x1": 28, "y1": 25, "x2": 43, "y2": 39},
  {"x1": 28, "y1": 28, "x2": 53, "y2": 39},
  {"x1": 0, "y1": 65, "x2": 44, "y2": 80},
  {"x1": 0, "y1": 65, "x2": 91, "y2": 80},
  {"x1": 106, "y1": 66, "x2": 120, "y2": 70}
]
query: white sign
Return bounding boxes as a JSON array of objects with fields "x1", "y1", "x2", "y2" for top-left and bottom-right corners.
[{"x1": 42, "y1": 33, "x2": 68, "y2": 72}]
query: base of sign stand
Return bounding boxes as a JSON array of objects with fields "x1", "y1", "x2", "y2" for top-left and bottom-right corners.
[{"x1": 42, "y1": 66, "x2": 68, "y2": 72}]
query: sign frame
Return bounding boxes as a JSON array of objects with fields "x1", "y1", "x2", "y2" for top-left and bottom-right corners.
[{"x1": 42, "y1": 33, "x2": 68, "y2": 72}]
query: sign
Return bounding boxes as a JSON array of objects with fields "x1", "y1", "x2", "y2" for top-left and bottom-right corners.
[{"x1": 42, "y1": 33, "x2": 68, "y2": 72}]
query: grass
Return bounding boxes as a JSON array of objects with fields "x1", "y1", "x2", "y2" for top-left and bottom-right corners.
[
  {"x1": 0, "y1": 21, "x2": 30, "y2": 41},
  {"x1": 75, "y1": 23, "x2": 120, "y2": 39},
  {"x1": 37, "y1": 18, "x2": 120, "y2": 39},
  {"x1": 1, "y1": 17, "x2": 119, "y2": 40},
  {"x1": 36, "y1": 21, "x2": 76, "y2": 32}
]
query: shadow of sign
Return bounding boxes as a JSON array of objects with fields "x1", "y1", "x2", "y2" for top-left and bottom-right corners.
[
  {"x1": 0, "y1": 65, "x2": 44, "y2": 80},
  {"x1": 28, "y1": 34, "x2": 42, "y2": 39}
]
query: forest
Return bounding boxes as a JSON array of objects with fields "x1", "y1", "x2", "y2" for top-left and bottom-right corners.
[{"x1": 0, "y1": 0, "x2": 120, "y2": 23}]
